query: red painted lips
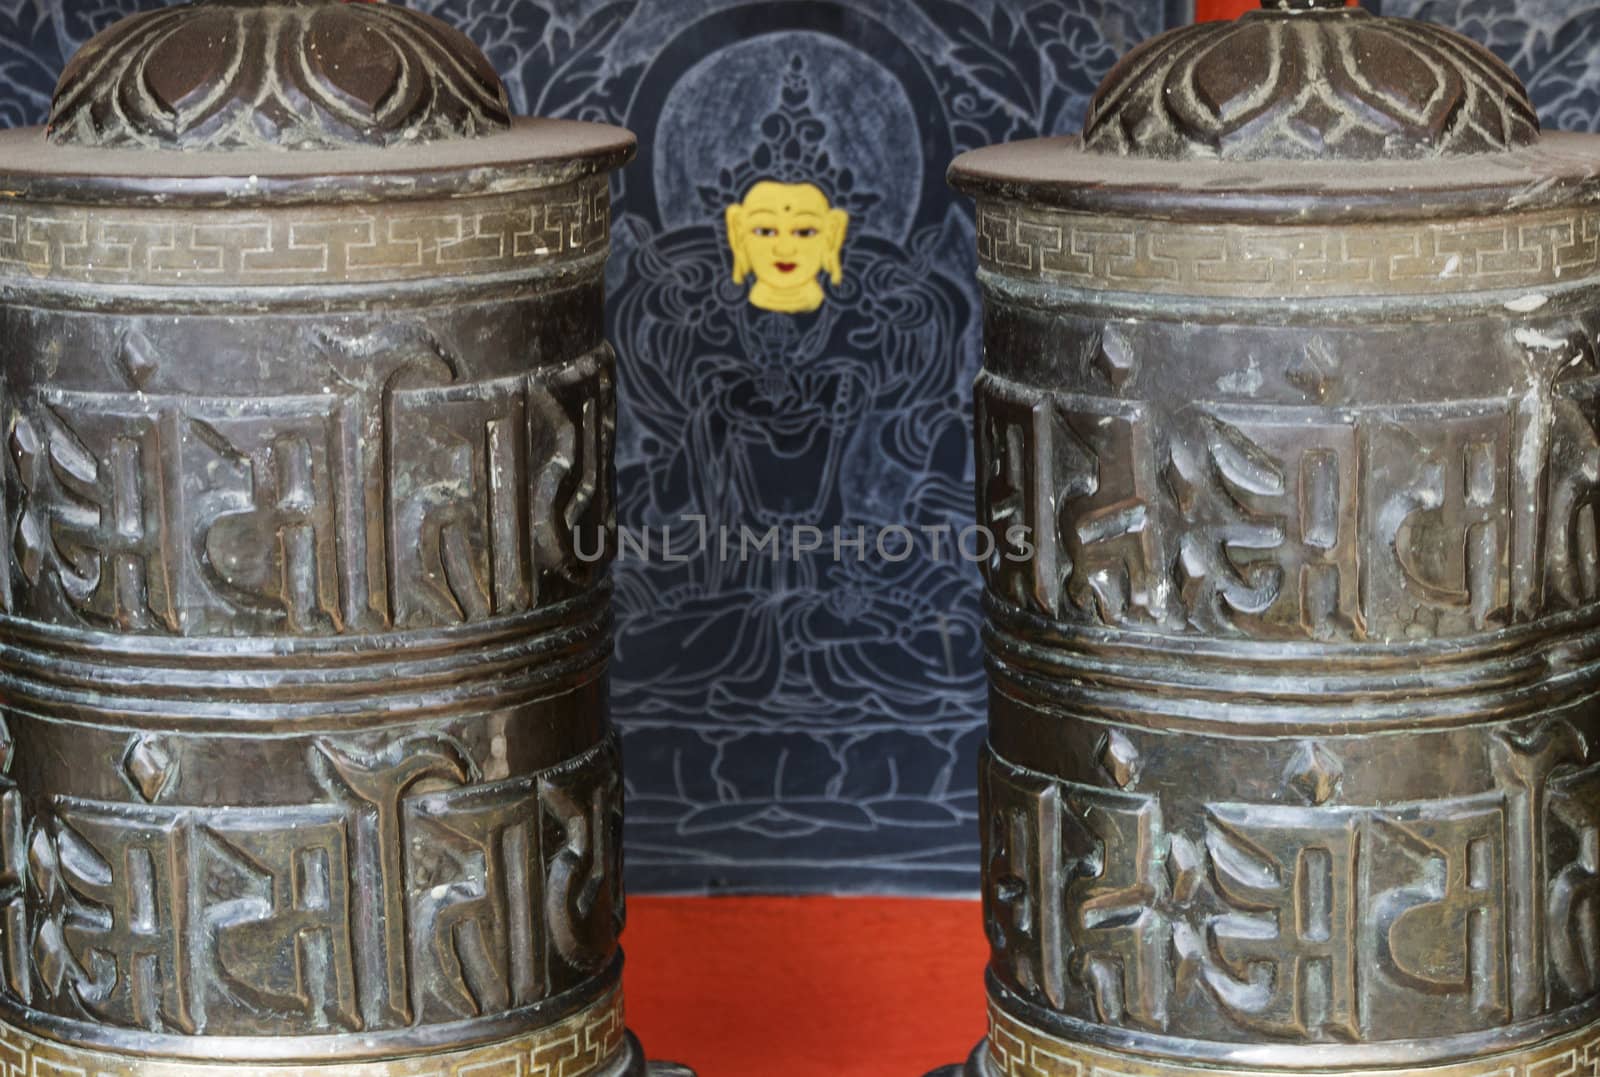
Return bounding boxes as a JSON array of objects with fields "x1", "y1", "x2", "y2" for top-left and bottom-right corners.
[{"x1": 775, "y1": 262, "x2": 798, "y2": 273}]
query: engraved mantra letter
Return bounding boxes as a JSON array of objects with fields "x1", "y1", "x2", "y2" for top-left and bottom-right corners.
[
  {"x1": 6, "y1": 737, "x2": 624, "y2": 1037},
  {"x1": 975, "y1": 376, "x2": 1521, "y2": 642},
  {"x1": 6, "y1": 345, "x2": 616, "y2": 637},
  {"x1": 982, "y1": 751, "x2": 1536, "y2": 1042}
]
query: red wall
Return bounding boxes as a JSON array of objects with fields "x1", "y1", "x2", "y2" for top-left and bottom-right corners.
[
  {"x1": 1197, "y1": 0, "x2": 1356, "y2": 18},
  {"x1": 1198, "y1": 0, "x2": 1255, "y2": 16}
]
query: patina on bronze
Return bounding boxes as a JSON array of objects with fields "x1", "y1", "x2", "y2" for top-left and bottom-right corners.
[
  {"x1": 939, "y1": 1, "x2": 1600, "y2": 1075},
  {"x1": 0, "y1": 2, "x2": 689, "y2": 1074}
]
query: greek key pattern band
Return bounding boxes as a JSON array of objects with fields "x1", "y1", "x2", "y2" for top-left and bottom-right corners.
[
  {"x1": 976, "y1": 202, "x2": 1600, "y2": 298},
  {"x1": 983, "y1": 1005, "x2": 1600, "y2": 1077},
  {"x1": 0, "y1": 988, "x2": 626, "y2": 1076},
  {"x1": 0, "y1": 178, "x2": 609, "y2": 288}
]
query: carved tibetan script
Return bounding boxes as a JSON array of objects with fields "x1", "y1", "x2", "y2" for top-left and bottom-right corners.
[
  {"x1": 978, "y1": 373, "x2": 1520, "y2": 640},
  {"x1": 0, "y1": 737, "x2": 623, "y2": 1037},
  {"x1": 6, "y1": 344, "x2": 616, "y2": 636},
  {"x1": 983, "y1": 743, "x2": 1597, "y2": 1042}
]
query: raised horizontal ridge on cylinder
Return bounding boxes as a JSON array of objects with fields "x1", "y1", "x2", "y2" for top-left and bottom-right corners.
[
  {"x1": 0, "y1": 589, "x2": 612, "y2": 730},
  {"x1": 0, "y1": 985, "x2": 630, "y2": 1068}
]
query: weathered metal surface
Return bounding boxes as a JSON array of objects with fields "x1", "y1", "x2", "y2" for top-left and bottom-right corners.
[
  {"x1": 941, "y1": 1, "x2": 1600, "y2": 1074},
  {"x1": 0, "y1": 1, "x2": 684, "y2": 1073},
  {"x1": 47, "y1": 0, "x2": 512, "y2": 151}
]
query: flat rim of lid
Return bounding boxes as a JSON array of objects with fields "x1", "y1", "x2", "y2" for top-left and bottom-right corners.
[
  {"x1": 0, "y1": 117, "x2": 635, "y2": 207},
  {"x1": 949, "y1": 131, "x2": 1600, "y2": 224}
]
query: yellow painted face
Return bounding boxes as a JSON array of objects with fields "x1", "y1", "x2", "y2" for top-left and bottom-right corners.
[{"x1": 725, "y1": 181, "x2": 848, "y2": 314}]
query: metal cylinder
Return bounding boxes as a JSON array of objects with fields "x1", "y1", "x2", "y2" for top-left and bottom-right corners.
[
  {"x1": 0, "y1": 2, "x2": 675, "y2": 1073},
  {"x1": 942, "y1": 2, "x2": 1600, "y2": 1075}
]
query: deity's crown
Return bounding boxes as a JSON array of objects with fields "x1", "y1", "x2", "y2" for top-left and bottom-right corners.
[{"x1": 702, "y1": 56, "x2": 879, "y2": 220}]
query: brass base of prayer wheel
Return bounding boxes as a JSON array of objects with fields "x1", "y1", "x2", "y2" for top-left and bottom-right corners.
[
  {"x1": 0, "y1": 989, "x2": 656, "y2": 1075},
  {"x1": 942, "y1": 1012, "x2": 1600, "y2": 1077}
]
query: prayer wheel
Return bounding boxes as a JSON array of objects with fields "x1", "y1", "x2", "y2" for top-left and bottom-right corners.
[
  {"x1": 0, "y1": 2, "x2": 683, "y2": 1074},
  {"x1": 941, "y1": 0, "x2": 1600, "y2": 1073}
]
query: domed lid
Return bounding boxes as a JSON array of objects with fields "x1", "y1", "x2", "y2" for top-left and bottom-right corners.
[
  {"x1": 1084, "y1": 0, "x2": 1539, "y2": 162},
  {"x1": 48, "y1": 0, "x2": 511, "y2": 152},
  {"x1": 0, "y1": 0, "x2": 633, "y2": 208},
  {"x1": 949, "y1": 0, "x2": 1600, "y2": 226}
]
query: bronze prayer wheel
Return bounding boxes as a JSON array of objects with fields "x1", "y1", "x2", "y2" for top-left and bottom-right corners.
[
  {"x1": 0, "y1": 1, "x2": 681, "y2": 1074},
  {"x1": 943, "y1": 0, "x2": 1600, "y2": 1074}
]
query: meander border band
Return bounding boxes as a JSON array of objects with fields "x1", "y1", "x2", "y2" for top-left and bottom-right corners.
[
  {"x1": 0, "y1": 177, "x2": 610, "y2": 289},
  {"x1": 980, "y1": 1002, "x2": 1600, "y2": 1077},
  {"x1": 0, "y1": 986, "x2": 628, "y2": 1076},
  {"x1": 975, "y1": 200, "x2": 1600, "y2": 300}
]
